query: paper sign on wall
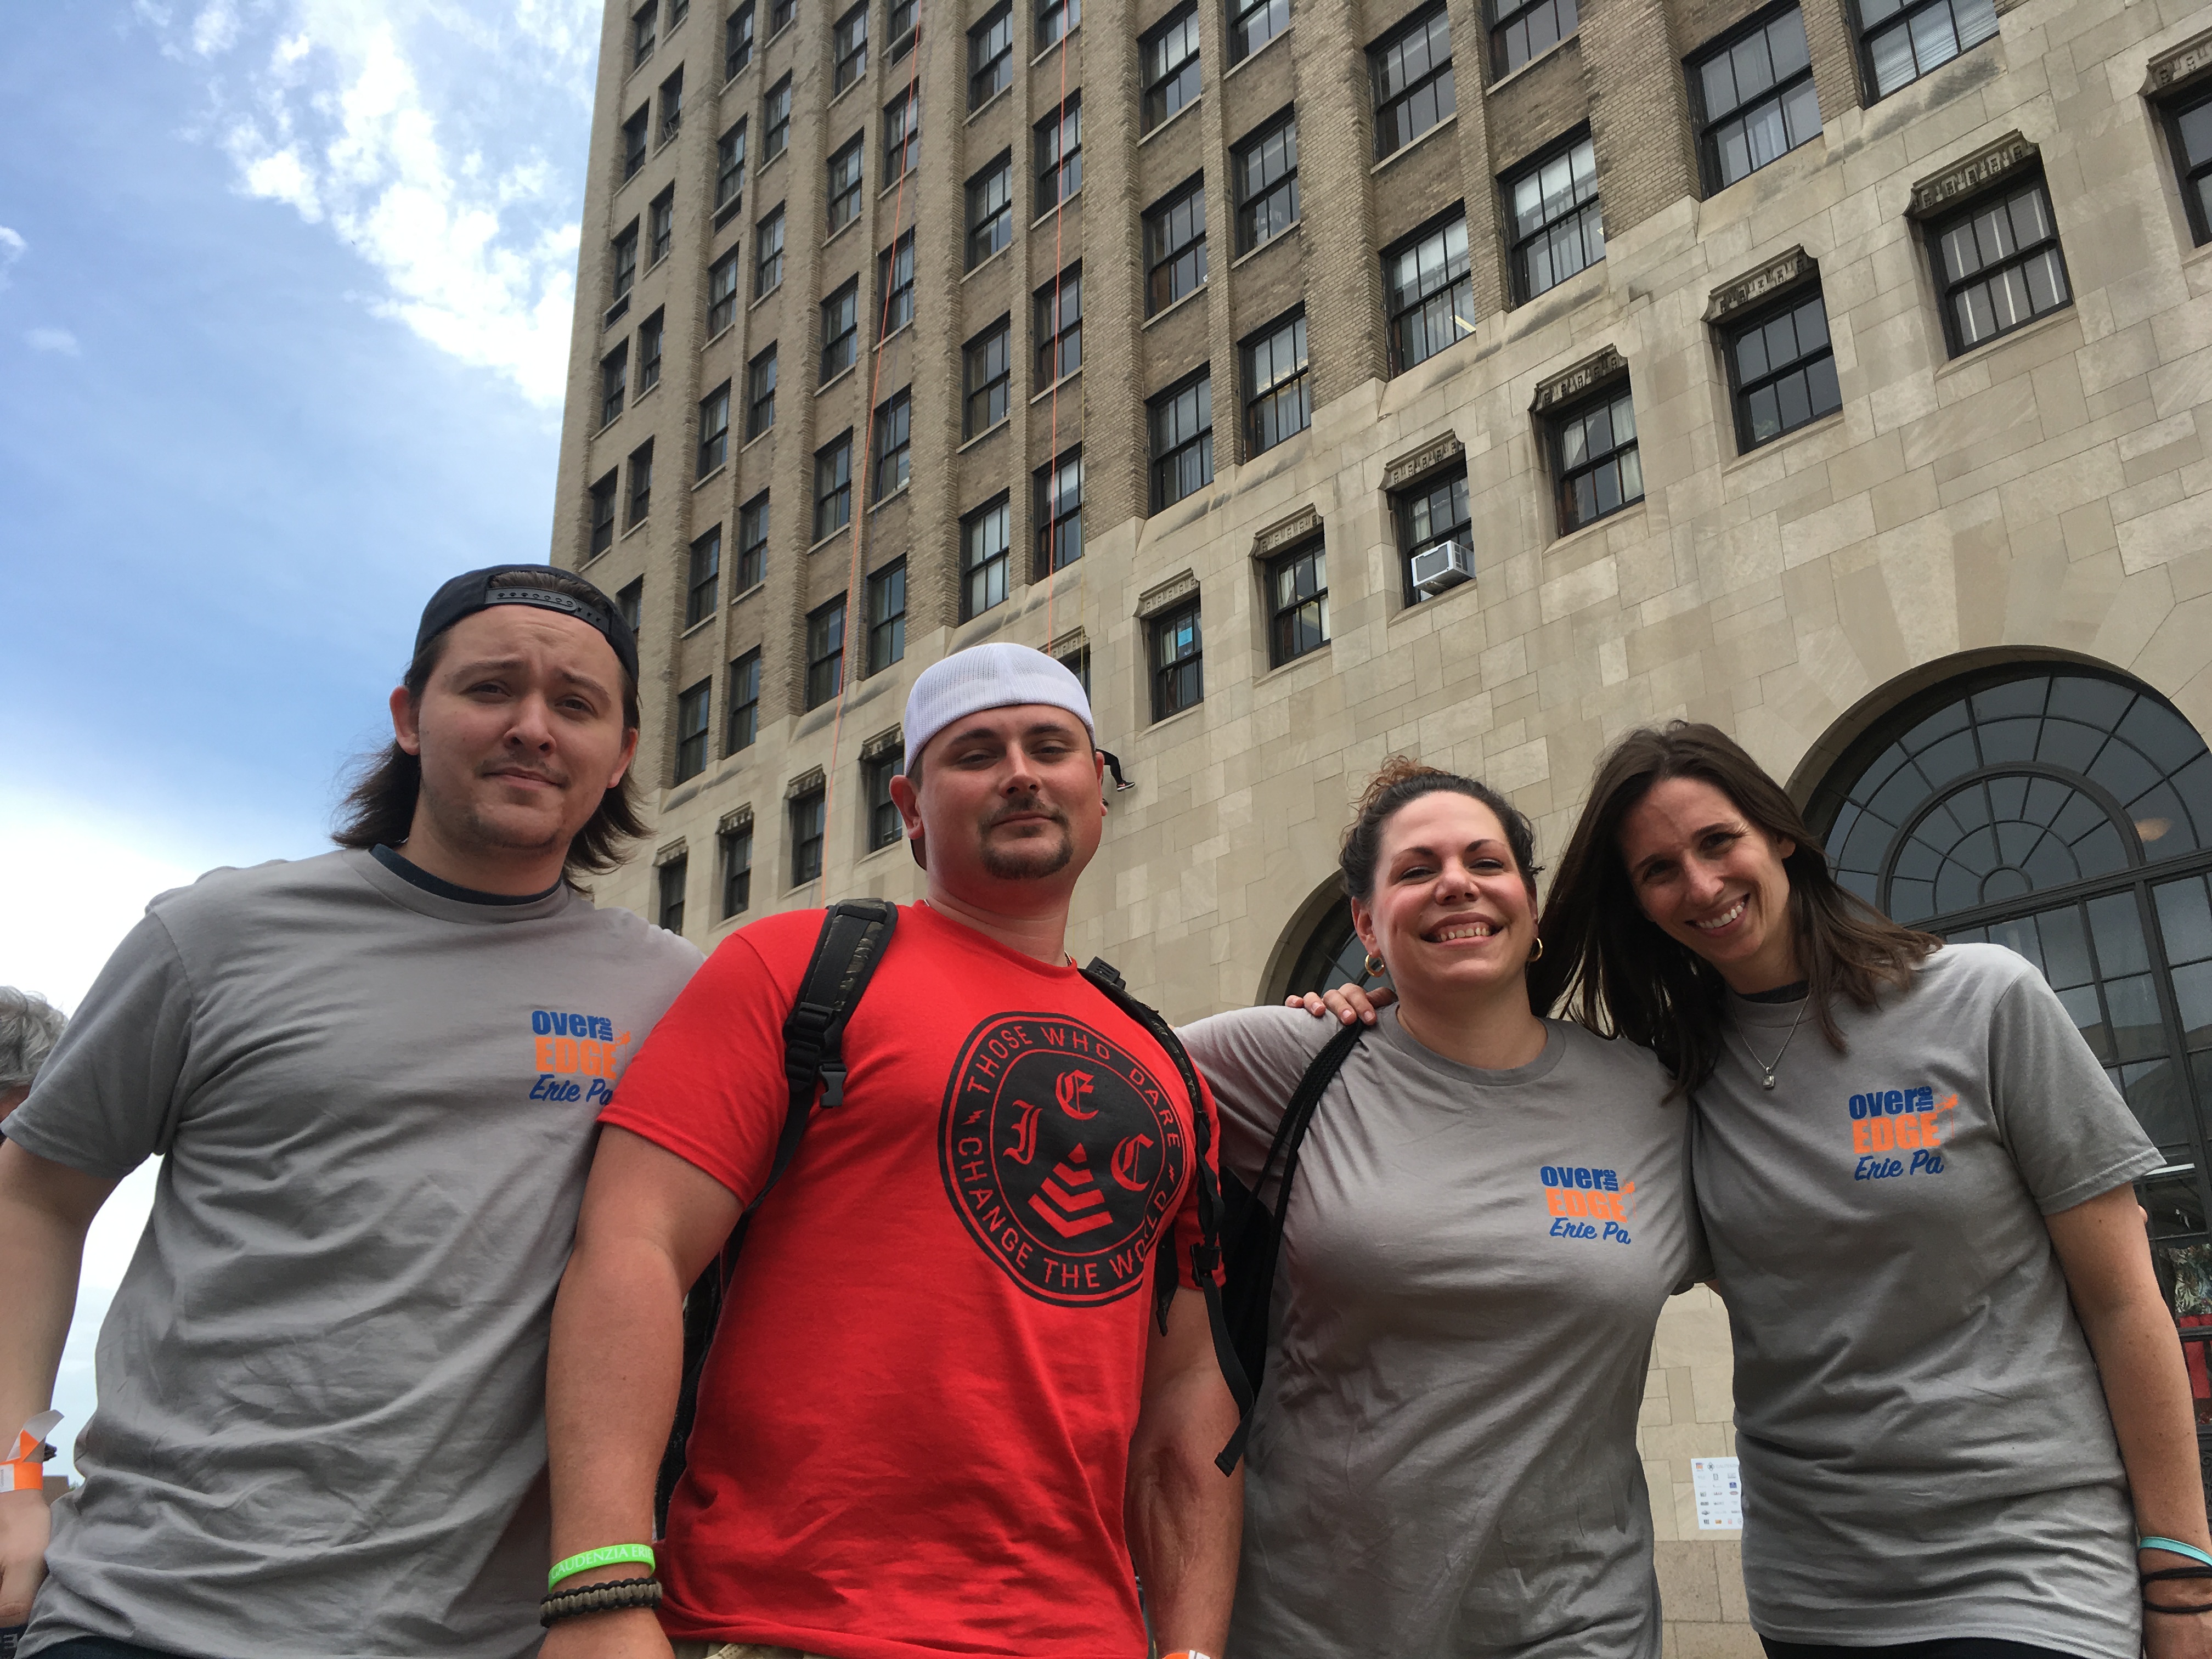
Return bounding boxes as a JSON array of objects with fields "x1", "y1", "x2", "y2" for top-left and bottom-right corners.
[{"x1": 1692, "y1": 1457, "x2": 1742, "y2": 1530}]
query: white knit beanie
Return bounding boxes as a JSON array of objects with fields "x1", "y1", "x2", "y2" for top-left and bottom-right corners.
[{"x1": 902, "y1": 643, "x2": 1094, "y2": 773}]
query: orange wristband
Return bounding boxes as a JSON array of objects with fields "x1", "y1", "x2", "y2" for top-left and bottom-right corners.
[{"x1": 1, "y1": 1412, "x2": 61, "y2": 1495}]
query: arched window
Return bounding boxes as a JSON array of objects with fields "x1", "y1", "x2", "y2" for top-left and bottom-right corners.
[
  {"x1": 1809, "y1": 663, "x2": 2212, "y2": 1365},
  {"x1": 1283, "y1": 900, "x2": 1369, "y2": 1001}
]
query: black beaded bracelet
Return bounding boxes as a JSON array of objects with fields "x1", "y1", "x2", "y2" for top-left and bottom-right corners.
[
  {"x1": 2142, "y1": 1564, "x2": 2212, "y2": 1616},
  {"x1": 539, "y1": 1574, "x2": 665, "y2": 1626}
]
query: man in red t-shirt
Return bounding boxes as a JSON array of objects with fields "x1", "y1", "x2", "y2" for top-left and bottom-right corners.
[{"x1": 543, "y1": 644, "x2": 1243, "y2": 1659}]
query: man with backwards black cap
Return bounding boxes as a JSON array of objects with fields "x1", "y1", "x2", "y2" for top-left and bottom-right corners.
[{"x1": 0, "y1": 566, "x2": 701, "y2": 1659}]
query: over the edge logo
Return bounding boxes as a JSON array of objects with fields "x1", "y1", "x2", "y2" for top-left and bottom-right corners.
[
  {"x1": 1846, "y1": 1085, "x2": 1956, "y2": 1180},
  {"x1": 527, "y1": 1009, "x2": 633, "y2": 1104},
  {"x1": 1539, "y1": 1164, "x2": 1637, "y2": 1244}
]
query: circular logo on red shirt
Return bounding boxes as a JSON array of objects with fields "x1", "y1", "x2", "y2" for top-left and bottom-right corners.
[{"x1": 939, "y1": 1012, "x2": 1192, "y2": 1307}]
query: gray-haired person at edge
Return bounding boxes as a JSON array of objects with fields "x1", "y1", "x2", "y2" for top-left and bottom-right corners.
[
  {"x1": 1311, "y1": 721, "x2": 2212, "y2": 1659},
  {"x1": 0, "y1": 566, "x2": 702, "y2": 1659},
  {"x1": 1190, "y1": 756, "x2": 1706, "y2": 1656},
  {"x1": 0, "y1": 990, "x2": 67, "y2": 1124}
]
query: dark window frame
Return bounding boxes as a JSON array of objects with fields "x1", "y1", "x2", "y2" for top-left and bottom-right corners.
[
  {"x1": 618, "y1": 578, "x2": 645, "y2": 634},
  {"x1": 1392, "y1": 460, "x2": 1471, "y2": 606},
  {"x1": 1039, "y1": 0, "x2": 1081, "y2": 49},
  {"x1": 600, "y1": 341, "x2": 629, "y2": 427},
  {"x1": 1548, "y1": 379, "x2": 1644, "y2": 535},
  {"x1": 970, "y1": 3, "x2": 1014, "y2": 109},
  {"x1": 770, "y1": 0, "x2": 795, "y2": 34},
  {"x1": 634, "y1": 1, "x2": 660, "y2": 66},
  {"x1": 1925, "y1": 172, "x2": 2072, "y2": 358},
  {"x1": 879, "y1": 229, "x2": 916, "y2": 336},
  {"x1": 648, "y1": 188, "x2": 676, "y2": 266},
  {"x1": 1233, "y1": 109, "x2": 1300, "y2": 254},
  {"x1": 1242, "y1": 309, "x2": 1311, "y2": 455},
  {"x1": 790, "y1": 787, "x2": 827, "y2": 885},
  {"x1": 1689, "y1": 3, "x2": 1821, "y2": 193},
  {"x1": 658, "y1": 67, "x2": 685, "y2": 145},
  {"x1": 1265, "y1": 534, "x2": 1329, "y2": 667},
  {"x1": 1229, "y1": 0, "x2": 1288, "y2": 63},
  {"x1": 1034, "y1": 447, "x2": 1083, "y2": 576},
  {"x1": 1370, "y1": 4, "x2": 1457, "y2": 160},
  {"x1": 1853, "y1": 0, "x2": 1996, "y2": 101},
  {"x1": 1145, "y1": 176, "x2": 1208, "y2": 315},
  {"x1": 725, "y1": 1, "x2": 755, "y2": 78},
  {"x1": 1034, "y1": 264, "x2": 1081, "y2": 386},
  {"x1": 627, "y1": 440, "x2": 654, "y2": 527},
  {"x1": 639, "y1": 309, "x2": 664, "y2": 389},
  {"x1": 719, "y1": 820, "x2": 753, "y2": 916},
  {"x1": 708, "y1": 249, "x2": 742, "y2": 334},
  {"x1": 755, "y1": 204, "x2": 786, "y2": 296},
  {"x1": 814, "y1": 431, "x2": 855, "y2": 542},
  {"x1": 698, "y1": 382, "x2": 732, "y2": 476},
  {"x1": 612, "y1": 222, "x2": 640, "y2": 301},
  {"x1": 967, "y1": 151, "x2": 1015, "y2": 269},
  {"x1": 716, "y1": 119, "x2": 748, "y2": 216},
  {"x1": 764, "y1": 74, "x2": 793, "y2": 159},
  {"x1": 821, "y1": 280, "x2": 861, "y2": 383},
  {"x1": 827, "y1": 134, "x2": 866, "y2": 233},
  {"x1": 884, "y1": 87, "x2": 921, "y2": 183},
  {"x1": 805, "y1": 597, "x2": 847, "y2": 709},
  {"x1": 747, "y1": 345, "x2": 778, "y2": 436},
  {"x1": 962, "y1": 494, "x2": 1013, "y2": 620},
  {"x1": 2162, "y1": 83, "x2": 2212, "y2": 247},
  {"x1": 873, "y1": 388, "x2": 912, "y2": 500},
  {"x1": 1505, "y1": 128, "x2": 1602, "y2": 303},
  {"x1": 658, "y1": 855, "x2": 689, "y2": 931},
  {"x1": 1142, "y1": 5, "x2": 1202, "y2": 133},
  {"x1": 865, "y1": 751, "x2": 904, "y2": 850},
  {"x1": 726, "y1": 646, "x2": 763, "y2": 752},
  {"x1": 736, "y1": 493, "x2": 770, "y2": 591},
  {"x1": 623, "y1": 105, "x2": 650, "y2": 179},
  {"x1": 589, "y1": 471, "x2": 620, "y2": 556},
  {"x1": 1149, "y1": 598, "x2": 1204, "y2": 722},
  {"x1": 1036, "y1": 94, "x2": 1084, "y2": 213},
  {"x1": 963, "y1": 316, "x2": 1013, "y2": 437},
  {"x1": 687, "y1": 526, "x2": 724, "y2": 626},
  {"x1": 1491, "y1": 0, "x2": 1577, "y2": 78},
  {"x1": 675, "y1": 679, "x2": 713, "y2": 782},
  {"x1": 1384, "y1": 206, "x2": 1475, "y2": 372},
  {"x1": 833, "y1": 1, "x2": 869, "y2": 91},
  {"x1": 1723, "y1": 286, "x2": 1842, "y2": 452},
  {"x1": 1148, "y1": 369, "x2": 1214, "y2": 512},
  {"x1": 867, "y1": 557, "x2": 907, "y2": 673}
]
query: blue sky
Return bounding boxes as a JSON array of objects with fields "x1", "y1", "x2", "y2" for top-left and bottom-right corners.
[{"x1": 1, "y1": 0, "x2": 605, "y2": 1471}]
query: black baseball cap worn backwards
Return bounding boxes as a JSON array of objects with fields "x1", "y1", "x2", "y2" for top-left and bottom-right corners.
[{"x1": 415, "y1": 565, "x2": 639, "y2": 683}]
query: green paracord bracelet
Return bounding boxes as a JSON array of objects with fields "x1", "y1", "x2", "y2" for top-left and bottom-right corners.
[{"x1": 548, "y1": 1543, "x2": 657, "y2": 1591}]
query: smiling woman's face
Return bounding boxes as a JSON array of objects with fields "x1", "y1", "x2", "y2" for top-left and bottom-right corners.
[
  {"x1": 1617, "y1": 774, "x2": 1801, "y2": 994},
  {"x1": 1352, "y1": 790, "x2": 1538, "y2": 1011}
]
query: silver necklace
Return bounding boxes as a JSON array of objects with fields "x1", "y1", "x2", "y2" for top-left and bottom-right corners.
[{"x1": 1740, "y1": 996, "x2": 1809, "y2": 1091}]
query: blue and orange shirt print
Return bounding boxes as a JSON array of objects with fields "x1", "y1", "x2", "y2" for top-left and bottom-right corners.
[
  {"x1": 527, "y1": 1009, "x2": 634, "y2": 1104},
  {"x1": 1846, "y1": 1084, "x2": 1956, "y2": 1181},
  {"x1": 1539, "y1": 1163, "x2": 1637, "y2": 1244}
]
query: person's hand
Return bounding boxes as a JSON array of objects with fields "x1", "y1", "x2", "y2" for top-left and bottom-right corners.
[
  {"x1": 1284, "y1": 983, "x2": 1395, "y2": 1026},
  {"x1": 539, "y1": 1606, "x2": 672, "y2": 1659},
  {"x1": 0, "y1": 1487, "x2": 52, "y2": 1628},
  {"x1": 2143, "y1": 1547, "x2": 2212, "y2": 1659}
]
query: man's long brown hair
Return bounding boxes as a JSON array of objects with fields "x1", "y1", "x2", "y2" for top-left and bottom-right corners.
[
  {"x1": 333, "y1": 581, "x2": 648, "y2": 889},
  {"x1": 1527, "y1": 722, "x2": 1939, "y2": 1093}
]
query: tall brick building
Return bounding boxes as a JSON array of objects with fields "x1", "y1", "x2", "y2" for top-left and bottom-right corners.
[{"x1": 551, "y1": 0, "x2": 2212, "y2": 1637}]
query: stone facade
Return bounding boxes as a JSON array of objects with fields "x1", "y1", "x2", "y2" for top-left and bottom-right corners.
[{"x1": 551, "y1": 0, "x2": 2212, "y2": 1645}]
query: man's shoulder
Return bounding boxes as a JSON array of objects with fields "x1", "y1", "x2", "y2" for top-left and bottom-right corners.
[
  {"x1": 570, "y1": 891, "x2": 709, "y2": 975},
  {"x1": 143, "y1": 848, "x2": 363, "y2": 934}
]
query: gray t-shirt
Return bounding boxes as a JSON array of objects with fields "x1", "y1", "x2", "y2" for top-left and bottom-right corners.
[
  {"x1": 1694, "y1": 943, "x2": 2164, "y2": 1658},
  {"x1": 6, "y1": 849, "x2": 701, "y2": 1659},
  {"x1": 1178, "y1": 1006, "x2": 1700, "y2": 1659}
]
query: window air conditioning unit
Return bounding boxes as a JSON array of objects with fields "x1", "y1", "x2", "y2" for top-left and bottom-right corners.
[{"x1": 1410, "y1": 538, "x2": 1473, "y2": 596}]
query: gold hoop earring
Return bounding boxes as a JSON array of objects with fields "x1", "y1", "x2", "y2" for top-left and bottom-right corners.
[
  {"x1": 1363, "y1": 952, "x2": 1386, "y2": 978},
  {"x1": 1527, "y1": 935, "x2": 1545, "y2": 963}
]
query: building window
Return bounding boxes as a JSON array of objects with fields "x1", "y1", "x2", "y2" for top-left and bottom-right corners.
[
  {"x1": 628, "y1": 441, "x2": 654, "y2": 526},
  {"x1": 658, "y1": 854, "x2": 689, "y2": 932},
  {"x1": 1234, "y1": 111, "x2": 1299, "y2": 253},
  {"x1": 815, "y1": 432, "x2": 854, "y2": 541},
  {"x1": 963, "y1": 318, "x2": 1013, "y2": 437},
  {"x1": 1149, "y1": 370, "x2": 1213, "y2": 512},
  {"x1": 1266, "y1": 538, "x2": 1329, "y2": 667},
  {"x1": 639, "y1": 309, "x2": 664, "y2": 390},
  {"x1": 962, "y1": 496, "x2": 1014, "y2": 619},
  {"x1": 719, "y1": 820, "x2": 753, "y2": 916},
  {"x1": 747, "y1": 345, "x2": 778, "y2": 436},
  {"x1": 1492, "y1": 0, "x2": 1576, "y2": 77},
  {"x1": 756, "y1": 205, "x2": 786, "y2": 295},
  {"x1": 867, "y1": 557, "x2": 907, "y2": 672},
  {"x1": 764, "y1": 75, "x2": 792, "y2": 159},
  {"x1": 1231, "y1": 0, "x2": 1288, "y2": 62},
  {"x1": 1550, "y1": 383, "x2": 1643, "y2": 534},
  {"x1": 670, "y1": 0, "x2": 690, "y2": 27},
  {"x1": 805, "y1": 598, "x2": 846, "y2": 708},
  {"x1": 1059, "y1": 642, "x2": 1092, "y2": 694},
  {"x1": 612, "y1": 222, "x2": 640, "y2": 303},
  {"x1": 708, "y1": 250, "x2": 742, "y2": 335},
  {"x1": 589, "y1": 471, "x2": 619, "y2": 555},
  {"x1": 634, "y1": 1, "x2": 659, "y2": 66},
  {"x1": 970, "y1": 4, "x2": 1013, "y2": 108},
  {"x1": 716, "y1": 120, "x2": 748, "y2": 213},
  {"x1": 967, "y1": 153, "x2": 1014, "y2": 269},
  {"x1": 1394, "y1": 463, "x2": 1470, "y2": 604},
  {"x1": 884, "y1": 87, "x2": 920, "y2": 182},
  {"x1": 1691, "y1": 7, "x2": 1820, "y2": 191},
  {"x1": 834, "y1": 2, "x2": 868, "y2": 91},
  {"x1": 821, "y1": 281, "x2": 861, "y2": 382},
  {"x1": 698, "y1": 383, "x2": 731, "y2": 477},
  {"x1": 1150, "y1": 600, "x2": 1203, "y2": 721},
  {"x1": 890, "y1": 0, "x2": 917, "y2": 55},
  {"x1": 1142, "y1": 7, "x2": 1201, "y2": 133},
  {"x1": 827, "y1": 136, "x2": 865, "y2": 233},
  {"x1": 600, "y1": 342, "x2": 628, "y2": 426},
  {"x1": 771, "y1": 0, "x2": 794, "y2": 33},
  {"x1": 727, "y1": 647, "x2": 763, "y2": 750},
  {"x1": 1146, "y1": 177, "x2": 1207, "y2": 314},
  {"x1": 618, "y1": 577, "x2": 645, "y2": 634},
  {"x1": 1034, "y1": 448, "x2": 1082, "y2": 574},
  {"x1": 865, "y1": 752, "x2": 904, "y2": 850},
  {"x1": 791, "y1": 786, "x2": 827, "y2": 884},
  {"x1": 873, "y1": 388, "x2": 912, "y2": 500},
  {"x1": 1726, "y1": 289, "x2": 1841, "y2": 450},
  {"x1": 676, "y1": 678, "x2": 713, "y2": 782},
  {"x1": 1856, "y1": 0, "x2": 1996, "y2": 99},
  {"x1": 1243, "y1": 311, "x2": 1310, "y2": 455},
  {"x1": 1372, "y1": 6, "x2": 1455, "y2": 159},
  {"x1": 726, "y1": 1, "x2": 755, "y2": 77},
  {"x1": 1034, "y1": 267, "x2": 1081, "y2": 387},
  {"x1": 1037, "y1": 95, "x2": 1082, "y2": 212},
  {"x1": 688, "y1": 528, "x2": 724, "y2": 627},
  {"x1": 1929, "y1": 174, "x2": 2071, "y2": 355},
  {"x1": 1385, "y1": 208, "x2": 1474, "y2": 371},
  {"x1": 658, "y1": 69, "x2": 685, "y2": 145},
  {"x1": 623, "y1": 106, "x2": 650, "y2": 180},
  {"x1": 1040, "y1": 0, "x2": 1080, "y2": 49},
  {"x1": 1507, "y1": 131, "x2": 1602, "y2": 302},
  {"x1": 737, "y1": 493, "x2": 770, "y2": 589},
  {"x1": 2163, "y1": 86, "x2": 2212, "y2": 246},
  {"x1": 879, "y1": 230, "x2": 916, "y2": 336},
  {"x1": 647, "y1": 189, "x2": 675, "y2": 267}
]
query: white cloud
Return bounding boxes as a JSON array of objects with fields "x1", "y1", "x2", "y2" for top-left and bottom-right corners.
[
  {"x1": 0, "y1": 225, "x2": 25, "y2": 293},
  {"x1": 26, "y1": 326, "x2": 81, "y2": 354},
  {"x1": 150, "y1": 0, "x2": 601, "y2": 406}
]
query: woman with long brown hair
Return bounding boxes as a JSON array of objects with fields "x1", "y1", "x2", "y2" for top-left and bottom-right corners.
[
  {"x1": 1190, "y1": 757, "x2": 1701, "y2": 1657},
  {"x1": 1530, "y1": 721, "x2": 2211, "y2": 1659}
]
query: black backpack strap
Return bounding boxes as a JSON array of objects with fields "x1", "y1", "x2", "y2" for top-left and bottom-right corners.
[
  {"x1": 1080, "y1": 957, "x2": 1253, "y2": 1475},
  {"x1": 654, "y1": 898, "x2": 899, "y2": 1531},
  {"x1": 1265, "y1": 1022, "x2": 1364, "y2": 1240}
]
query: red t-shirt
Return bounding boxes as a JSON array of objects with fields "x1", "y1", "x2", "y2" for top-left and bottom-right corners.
[{"x1": 599, "y1": 901, "x2": 1218, "y2": 1659}]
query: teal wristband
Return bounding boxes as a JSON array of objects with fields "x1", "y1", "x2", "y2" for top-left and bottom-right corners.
[
  {"x1": 548, "y1": 1543, "x2": 657, "y2": 1591},
  {"x1": 2141, "y1": 1537, "x2": 2212, "y2": 1571}
]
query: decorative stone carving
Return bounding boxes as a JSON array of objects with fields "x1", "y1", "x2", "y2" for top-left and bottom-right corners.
[
  {"x1": 1136, "y1": 570, "x2": 1199, "y2": 618},
  {"x1": 786, "y1": 766, "x2": 826, "y2": 799},
  {"x1": 860, "y1": 724, "x2": 904, "y2": 761},
  {"x1": 1252, "y1": 505, "x2": 1322, "y2": 556},
  {"x1": 1046, "y1": 626, "x2": 1087, "y2": 658},
  {"x1": 1530, "y1": 345, "x2": 1628, "y2": 412},
  {"x1": 2147, "y1": 27, "x2": 2212, "y2": 94},
  {"x1": 718, "y1": 805, "x2": 754, "y2": 834},
  {"x1": 653, "y1": 838, "x2": 687, "y2": 866},
  {"x1": 1705, "y1": 247, "x2": 1818, "y2": 323},
  {"x1": 1908, "y1": 132, "x2": 2036, "y2": 218},
  {"x1": 1382, "y1": 433, "x2": 1465, "y2": 492}
]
